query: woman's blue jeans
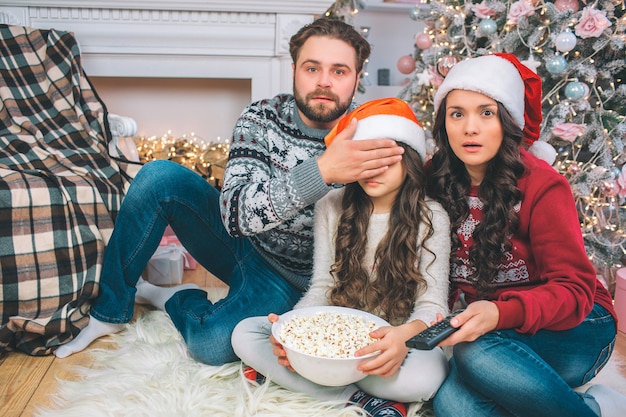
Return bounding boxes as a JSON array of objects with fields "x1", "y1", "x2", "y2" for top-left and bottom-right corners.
[
  {"x1": 433, "y1": 303, "x2": 616, "y2": 417},
  {"x1": 90, "y1": 160, "x2": 302, "y2": 365}
]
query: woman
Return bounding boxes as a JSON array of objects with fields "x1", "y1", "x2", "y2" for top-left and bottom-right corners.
[
  {"x1": 426, "y1": 53, "x2": 623, "y2": 417},
  {"x1": 232, "y1": 98, "x2": 451, "y2": 417}
]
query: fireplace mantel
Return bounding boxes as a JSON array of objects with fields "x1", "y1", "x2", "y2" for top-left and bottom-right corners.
[
  {"x1": 0, "y1": 1, "x2": 336, "y2": 14},
  {"x1": 0, "y1": 0, "x2": 335, "y2": 100}
]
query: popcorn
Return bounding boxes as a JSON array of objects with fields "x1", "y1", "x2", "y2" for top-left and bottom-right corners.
[{"x1": 278, "y1": 311, "x2": 378, "y2": 358}]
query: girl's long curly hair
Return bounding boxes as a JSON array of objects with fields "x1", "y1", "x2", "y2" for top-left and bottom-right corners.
[
  {"x1": 426, "y1": 97, "x2": 526, "y2": 298},
  {"x1": 329, "y1": 143, "x2": 434, "y2": 324}
]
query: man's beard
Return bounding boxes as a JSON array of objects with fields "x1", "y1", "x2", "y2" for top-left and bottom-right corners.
[{"x1": 294, "y1": 83, "x2": 354, "y2": 125}]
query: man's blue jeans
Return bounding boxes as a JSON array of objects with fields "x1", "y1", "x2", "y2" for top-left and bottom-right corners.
[
  {"x1": 90, "y1": 160, "x2": 302, "y2": 365},
  {"x1": 433, "y1": 303, "x2": 616, "y2": 416}
]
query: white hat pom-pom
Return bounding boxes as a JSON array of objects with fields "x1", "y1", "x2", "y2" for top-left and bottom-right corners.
[{"x1": 529, "y1": 141, "x2": 557, "y2": 166}]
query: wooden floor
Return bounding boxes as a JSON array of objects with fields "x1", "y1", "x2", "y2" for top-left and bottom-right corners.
[
  {"x1": 1, "y1": 268, "x2": 625, "y2": 417},
  {"x1": 0, "y1": 267, "x2": 225, "y2": 417}
]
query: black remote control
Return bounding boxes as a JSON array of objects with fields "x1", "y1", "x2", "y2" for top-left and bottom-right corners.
[{"x1": 405, "y1": 309, "x2": 465, "y2": 350}]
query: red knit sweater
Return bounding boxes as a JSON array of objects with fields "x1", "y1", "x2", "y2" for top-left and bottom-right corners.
[{"x1": 451, "y1": 149, "x2": 616, "y2": 334}]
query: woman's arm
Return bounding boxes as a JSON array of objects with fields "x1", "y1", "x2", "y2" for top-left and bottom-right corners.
[{"x1": 494, "y1": 167, "x2": 596, "y2": 333}]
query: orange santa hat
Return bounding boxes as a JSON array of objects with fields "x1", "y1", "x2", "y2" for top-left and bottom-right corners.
[{"x1": 324, "y1": 97, "x2": 426, "y2": 160}]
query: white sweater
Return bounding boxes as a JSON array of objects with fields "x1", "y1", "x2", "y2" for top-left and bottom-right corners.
[{"x1": 295, "y1": 188, "x2": 451, "y2": 326}]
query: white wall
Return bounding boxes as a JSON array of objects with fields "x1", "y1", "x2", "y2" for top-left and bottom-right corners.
[
  {"x1": 354, "y1": 3, "x2": 425, "y2": 103},
  {"x1": 91, "y1": 77, "x2": 251, "y2": 142},
  {"x1": 355, "y1": 6, "x2": 423, "y2": 88}
]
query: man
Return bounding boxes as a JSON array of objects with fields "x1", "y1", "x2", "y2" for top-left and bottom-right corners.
[{"x1": 56, "y1": 18, "x2": 404, "y2": 365}]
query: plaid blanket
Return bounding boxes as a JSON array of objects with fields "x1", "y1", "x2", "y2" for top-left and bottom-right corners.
[{"x1": 0, "y1": 24, "x2": 124, "y2": 355}]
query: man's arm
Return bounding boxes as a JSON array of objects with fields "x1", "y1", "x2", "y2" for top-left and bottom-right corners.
[
  {"x1": 220, "y1": 98, "x2": 330, "y2": 238},
  {"x1": 220, "y1": 99, "x2": 405, "y2": 238}
]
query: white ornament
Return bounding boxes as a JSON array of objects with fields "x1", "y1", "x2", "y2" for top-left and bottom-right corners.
[
  {"x1": 555, "y1": 30, "x2": 577, "y2": 53},
  {"x1": 521, "y1": 55, "x2": 541, "y2": 74},
  {"x1": 417, "y1": 69, "x2": 434, "y2": 86}
]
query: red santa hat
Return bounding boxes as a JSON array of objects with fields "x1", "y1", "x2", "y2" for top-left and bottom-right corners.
[
  {"x1": 433, "y1": 53, "x2": 555, "y2": 164},
  {"x1": 324, "y1": 97, "x2": 426, "y2": 160}
]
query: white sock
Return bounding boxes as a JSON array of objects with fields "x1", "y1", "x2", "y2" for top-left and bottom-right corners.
[
  {"x1": 135, "y1": 277, "x2": 200, "y2": 311},
  {"x1": 586, "y1": 384, "x2": 626, "y2": 417},
  {"x1": 55, "y1": 315, "x2": 125, "y2": 358}
]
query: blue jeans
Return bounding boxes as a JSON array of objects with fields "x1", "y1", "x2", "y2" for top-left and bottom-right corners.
[
  {"x1": 433, "y1": 303, "x2": 616, "y2": 417},
  {"x1": 90, "y1": 160, "x2": 302, "y2": 365}
]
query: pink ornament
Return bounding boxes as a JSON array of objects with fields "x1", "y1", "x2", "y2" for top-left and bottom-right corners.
[
  {"x1": 554, "y1": 0, "x2": 579, "y2": 13},
  {"x1": 415, "y1": 33, "x2": 433, "y2": 50},
  {"x1": 507, "y1": 1, "x2": 535, "y2": 24},
  {"x1": 551, "y1": 122, "x2": 586, "y2": 142},
  {"x1": 568, "y1": 164, "x2": 582, "y2": 175},
  {"x1": 397, "y1": 55, "x2": 416, "y2": 75},
  {"x1": 437, "y1": 55, "x2": 459, "y2": 77},
  {"x1": 471, "y1": 2, "x2": 496, "y2": 19},
  {"x1": 575, "y1": 7, "x2": 612, "y2": 39},
  {"x1": 600, "y1": 181, "x2": 618, "y2": 197},
  {"x1": 429, "y1": 67, "x2": 444, "y2": 87}
]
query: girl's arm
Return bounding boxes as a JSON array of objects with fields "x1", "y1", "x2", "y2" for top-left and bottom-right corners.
[
  {"x1": 408, "y1": 201, "x2": 452, "y2": 325},
  {"x1": 293, "y1": 189, "x2": 343, "y2": 309}
]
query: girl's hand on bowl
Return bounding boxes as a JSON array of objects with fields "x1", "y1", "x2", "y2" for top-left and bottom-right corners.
[
  {"x1": 268, "y1": 313, "x2": 295, "y2": 372},
  {"x1": 355, "y1": 325, "x2": 408, "y2": 378}
]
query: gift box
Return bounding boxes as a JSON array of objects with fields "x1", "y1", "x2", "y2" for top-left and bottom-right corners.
[
  {"x1": 161, "y1": 226, "x2": 197, "y2": 270},
  {"x1": 145, "y1": 244, "x2": 186, "y2": 285},
  {"x1": 144, "y1": 227, "x2": 198, "y2": 285}
]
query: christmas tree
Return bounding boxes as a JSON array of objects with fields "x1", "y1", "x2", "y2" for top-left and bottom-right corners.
[
  {"x1": 323, "y1": 0, "x2": 366, "y2": 20},
  {"x1": 393, "y1": 0, "x2": 625, "y2": 292}
]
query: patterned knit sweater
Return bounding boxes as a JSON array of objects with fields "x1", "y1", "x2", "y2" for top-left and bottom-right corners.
[
  {"x1": 220, "y1": 94, "x2": 351, "y2": 291},
  {"x1": 295, "y1": 188, "x2": 452, "y2": 326},
  {"x1": 451, "y1": 149, "x2": 616, "y2": 333}
]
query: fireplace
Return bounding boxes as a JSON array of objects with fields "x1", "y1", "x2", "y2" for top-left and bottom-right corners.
[{"x1": 0, "y1": 0, "x2": 334, "y2": 141}]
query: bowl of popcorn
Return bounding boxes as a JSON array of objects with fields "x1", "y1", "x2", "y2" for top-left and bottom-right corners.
[{"x1": 271, "y1": 306, "x2": 389, "y2": 387}]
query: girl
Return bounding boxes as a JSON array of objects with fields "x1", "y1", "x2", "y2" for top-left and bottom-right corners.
[
  {"x1": 426, "y1": 53, "x2": 624, "y2": 417},
  {"x1": 232, "y1": 98, "x2": 451, "y2": 417}
]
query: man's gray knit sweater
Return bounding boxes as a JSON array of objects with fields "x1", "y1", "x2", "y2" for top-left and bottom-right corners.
[{"x1": 220, "y1": 94, "x2": 349, "y2": 291}]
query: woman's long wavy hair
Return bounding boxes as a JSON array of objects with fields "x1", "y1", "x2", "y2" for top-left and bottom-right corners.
[
  {"x1": 426, "y1": 97, "x2": 526, "y2": 298},
  {"x1": 329, "y1": 143, "x2": 434, "y2": 324}
]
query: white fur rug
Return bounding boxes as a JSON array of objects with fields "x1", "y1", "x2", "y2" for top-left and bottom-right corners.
[
  {"x1": 35, "y1": 309, "x2": 625, "y2": 417},
  {"x1": 35, "y1": 310, "x2": 430, "y2": 417}
]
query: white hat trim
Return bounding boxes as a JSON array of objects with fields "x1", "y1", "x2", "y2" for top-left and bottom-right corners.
[
  {"x1": 433, "y1": 55, "x2": 525, "y2": 129},
  {"x1": 352, "y1": 114, "x2": 426, "y2": 160}
]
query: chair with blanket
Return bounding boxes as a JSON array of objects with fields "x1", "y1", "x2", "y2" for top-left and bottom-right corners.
[{"x1": 0, "y1": 24, "x2": 128, "y2": 356}]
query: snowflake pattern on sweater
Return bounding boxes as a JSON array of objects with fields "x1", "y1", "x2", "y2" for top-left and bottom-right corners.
[
  {"x1": 219, "y1": 94, "x2": 345, "y2": 291},
  {"x1": 448, "y1": 150, "x2": 615, "y2": 333},
  {"x1": 452, "y1": 193, "x2": 528, "y2": 287}
]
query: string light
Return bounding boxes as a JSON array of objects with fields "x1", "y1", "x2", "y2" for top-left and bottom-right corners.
[{"x1": 135, "y1": 132, "x2": 230, "y2": 188}]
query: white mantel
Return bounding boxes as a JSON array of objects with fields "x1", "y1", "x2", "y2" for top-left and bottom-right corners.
[
  {"x1": 0, "y1": 0, "x2": 335, "y2": 100},
  {"x1": 0, "y1": 1, "x2": 336, "y2": 14}
]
